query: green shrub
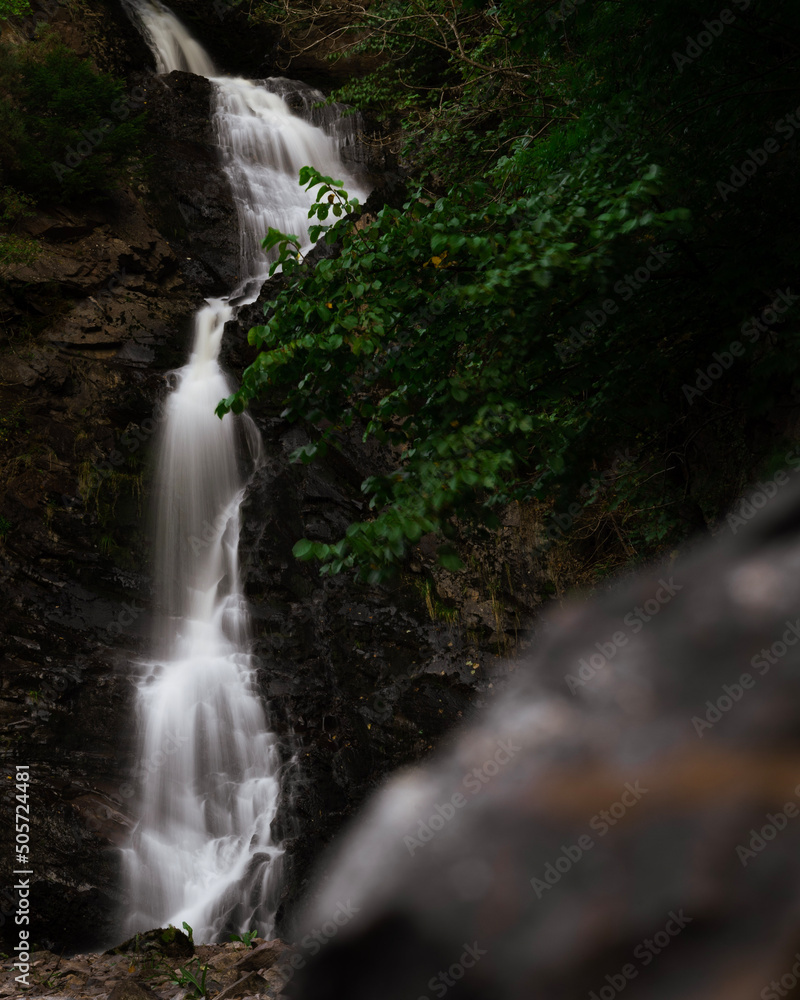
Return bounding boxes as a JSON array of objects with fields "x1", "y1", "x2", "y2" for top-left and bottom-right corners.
[
  {"x1": 227, "y1": 0, "x2": 800, "y2": 581},
  {"x1": 0, "y1": 0, "x2": 32, "y2": 21},
  {"x1": 0, "y1": 184, "x2": 38, "y2": 272},
  {"x1": 0, "y1": 31, "x2": 145, "y2": 203}
]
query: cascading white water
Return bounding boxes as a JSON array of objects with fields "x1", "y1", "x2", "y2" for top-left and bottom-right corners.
[
  {"x1": 120, "y1": 0, "x2": 368, "y2": 942},
  {"x1": 214, "y1": 77, "x2": 366, "y2": 299},
  {"x1": 121, "y1": 0, "x2": 217, "y2": 76}
]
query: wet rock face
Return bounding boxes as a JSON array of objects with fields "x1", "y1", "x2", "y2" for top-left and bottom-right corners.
[
  {"x1": 0, "y1": 47, "x2": 224, "y2": 952},
  {"x1": 227, "y1": 397, "x2": 514, "y2": 932},
  {"x1": 10, "y1": 0, "x2": 155, "y2": 77},
  {"x1": 0, "y1": 9, "x2": 244, "y2": 952},
  {"x1": 0, "y1": 180, "x2": 200, "y2": 952},
  {"x1": 291, "y1": 478, "x2": 800, "y2": 1000},
  {"x1": 0, "y1": 67, "x2": 504, "y2": 957},
  {"x1": 139, "y1": 70, "x2": 239, "y2": 295}
]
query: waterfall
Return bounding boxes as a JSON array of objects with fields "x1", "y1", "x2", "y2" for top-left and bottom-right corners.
[
  {"x1": 120, "y1": 0, "x2": 217, "y2": 77},
  {"x1": 120, "y1": 0, "x2": 368, "y2": 942},
  {"x1": 214, "y1": 76, "x2": 366, "y2": 300}
]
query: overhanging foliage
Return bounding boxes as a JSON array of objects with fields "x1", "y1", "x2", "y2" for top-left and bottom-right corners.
[{"x1": 223, "y1": 0, "x2": 800, "y2": 581}]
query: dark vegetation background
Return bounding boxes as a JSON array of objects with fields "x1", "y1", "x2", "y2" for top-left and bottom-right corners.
[{"x1": 222, "y1": 0, "x2": 800, "y2": 586}]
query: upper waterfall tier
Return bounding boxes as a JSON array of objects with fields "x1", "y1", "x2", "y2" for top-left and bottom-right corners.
[
  {"x1": 121, "y1": 0, "x2": 218, "y2": 75},
  {"x1": 213, "y1": 76, "x2": 368, "y2": 297},
  {"x1": 123, "y1": 0, "x2": 369, "y2": 301}
]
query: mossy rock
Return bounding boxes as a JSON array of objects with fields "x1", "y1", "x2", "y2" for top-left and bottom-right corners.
[{"x1": 105, "y1": 926, "x2": 194, "y2": 959}]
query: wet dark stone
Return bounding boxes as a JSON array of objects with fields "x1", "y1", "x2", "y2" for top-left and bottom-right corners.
[
  {"x1": 139, "y1": 70, "x2": 238, "y2": 296},
  {"x1": 107, "y1": 926, "x2": 194, "y2": 960}
]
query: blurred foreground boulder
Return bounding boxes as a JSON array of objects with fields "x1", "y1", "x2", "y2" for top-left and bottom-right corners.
[{"x1": 289, "y1": 475, "x2": 800, "y2": 1000}]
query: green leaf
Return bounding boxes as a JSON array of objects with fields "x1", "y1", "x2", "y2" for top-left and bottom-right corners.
[
  {"x1": 437, "y1": 547, "x2": 465, "y2": 572},
  {"x1": 262, "y1": 227, "x2": 299, "y2": 252},
  {"x1": 293, "y1": 538, "x2": 315, "y2": 559}
]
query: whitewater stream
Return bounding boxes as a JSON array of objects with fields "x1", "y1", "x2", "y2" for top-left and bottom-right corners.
[{"x1": 119, "y1": 0, "x2": 367, "y2": 941}]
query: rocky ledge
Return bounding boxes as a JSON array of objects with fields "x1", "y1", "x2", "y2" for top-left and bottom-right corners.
[{"x1": 1, "y1": 930, "x2": 294, "y2": 999}]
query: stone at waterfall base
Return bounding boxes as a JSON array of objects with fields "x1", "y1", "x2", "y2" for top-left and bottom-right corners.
[
  {"x1": 107, "y1": 927, "x2": 194, "y2": 960},
  {"x1": 235, "y1": 939, "x2": 286, "y2": 973}
]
